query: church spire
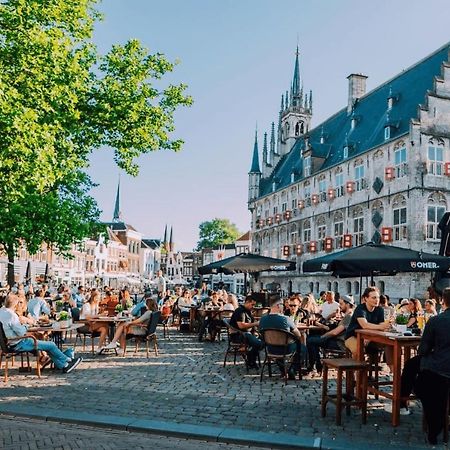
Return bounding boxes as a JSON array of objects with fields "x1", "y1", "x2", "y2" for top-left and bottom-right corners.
[
  {"x1": 262, "y1": 131, "x2": 268, "y2": 165},
  {"x1": 269, "y1": 122, "x2": 275, "y2": 161},
  {"x1": 112, "y1": 176, "x2": 122, "y2": 222},
  {"x1": 249, "y1": 128, "x2": 261, "y2": 173},
  {"x1": 292, "y1": 45, "x2": 301, "y2": 98},
  {"x1": 169, "y1": 227, "x2": 174, "y2": 252},
  {"x1": 162, "y1": 224, "x2": 168, "y2": 253}
]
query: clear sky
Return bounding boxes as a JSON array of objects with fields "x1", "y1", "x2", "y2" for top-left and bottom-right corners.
[{"x1": 88, "y1": 0, "x2": 450, "y2": 251}]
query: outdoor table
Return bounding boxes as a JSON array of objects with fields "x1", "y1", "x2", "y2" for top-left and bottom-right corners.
[
  {"x1": 28, "y1": 323, "x2": 84, "y2": 349},
  {"x1": 88, "y1": 316, "x2": 132, "y2": 341},
  {"x1": 355, "y1": 329, "x2": 421, "y2": 427}
]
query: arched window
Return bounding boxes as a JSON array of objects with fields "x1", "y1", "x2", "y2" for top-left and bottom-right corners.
[
  {"x1": 392, "y1": 195, "x2": 407, "y2": 241},
  {"x1": 333, "y1": 281, "x2": 339, "y2": 293},
  {"x1": 315, "y1": 282, "x2": 320, "y2": 293},
  {"x1": 309, "y1": 282, "x2": 314, "y2": 293},
  {"x1": 378, "y1": 280, "x2": 385, "y2": 294},
  {"x1": 327, "y1": 281, "x2": 332, "y2": 291},
  {"x1": 303, "y1": 219, "x2": 311, "y2": 247},
  {"x1": 354, "y1": 281, "x2": 360, "y2": 296},
  {"x1": 427, "y1": 192, "x2": 447, "y2": 240},
  {"x1": 317, "y1": 216, "x2": 327, "y2": 251},
  {"x1": 427, "y1": 138, "x2": 445, "y2": 176},
  {"x1": 346, "y1": 281, "x2": 352, "y2": 294}
]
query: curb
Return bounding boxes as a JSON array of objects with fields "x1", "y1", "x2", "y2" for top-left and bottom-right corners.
[{"x1": 0, "y1": 405, "x2": 429, "y2": 450}]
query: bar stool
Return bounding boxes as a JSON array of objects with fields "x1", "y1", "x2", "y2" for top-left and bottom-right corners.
[{"x1": 321, "y1": 358, "x2": 369, "y2": 425}]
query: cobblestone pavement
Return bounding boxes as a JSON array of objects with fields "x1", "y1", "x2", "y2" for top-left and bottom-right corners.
[
  {"x1": 0, "y1": 416, "x2": 267, "y2": 450},
  {"x1": 0, "y1": 329, "x2": 429, "y2": 448}
]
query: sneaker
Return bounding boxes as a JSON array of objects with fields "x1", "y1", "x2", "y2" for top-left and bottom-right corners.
[
  {"x1": 104, "y1": 342, "x2": 117, "y2": 350},
  {"x1": 63, "y1": 357, "x2": 83, "y2": 373},
  {"x1": 384, "y1": 403, "x2": 410, "y2": 415},
  {"x1": 96, "y1": 347, "x2": 105, "y2": 355}
]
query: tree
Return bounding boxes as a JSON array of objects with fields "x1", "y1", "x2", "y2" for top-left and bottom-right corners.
[
  {"x1": 0, "y1": 0, "x2": 192, "y2": 285},
  {"x1": 196, "y1": 219, "x2": 241, "y2": 251}
]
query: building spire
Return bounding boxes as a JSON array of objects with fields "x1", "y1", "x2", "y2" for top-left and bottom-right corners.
[
  {"x1": 262, "y1": 131, "x2": 268, "y2": 165},
  {"x1": 249, "y1": 128, "x2": 261, "y2": 173},
  {"x1": 169, "y1": 227, "x2": 174, "y2": 252},
  {"x1": 112, "y1": 175, "x2": 122, "y2": 222},
  {"x1": 162, "y1": 224, "x2": 168, "y2": 252},
  {"x1": 269, "y1": 122, "x2": 275, "y2": 162},
  {"x1": 292, "y1": 45, "x2": 301, "y2": 100}
]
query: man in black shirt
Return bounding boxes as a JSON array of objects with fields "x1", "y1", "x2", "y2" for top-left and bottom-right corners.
[
  {"x1": 229, "y1": 295, "x2": 263, "y2": 369},
  {"x1": 344, "y1": 286, "x2": 390, "y2": 356}
]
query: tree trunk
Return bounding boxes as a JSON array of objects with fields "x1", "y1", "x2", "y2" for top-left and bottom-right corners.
[{"x1": 6, "y1": 245, "x2": 15, "y2": 288}]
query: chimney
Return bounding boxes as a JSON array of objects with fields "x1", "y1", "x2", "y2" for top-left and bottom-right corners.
[{"x1": 347, "y1": 73, "x2": 368, "y2": 113}]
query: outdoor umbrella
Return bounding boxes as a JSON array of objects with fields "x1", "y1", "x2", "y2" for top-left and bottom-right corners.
[
  {"x1": 302, "y1": 242, "x2": 450, "y2": 278},
  {"x1": 198, "y1": 253, "x2": 296, "y2": 275},
  {"x1": 198, "y1": 253, "x2": 296, "y2": 295},
  {"x1": 25, "y1": 261, "x2": 31, "y2": 282}
]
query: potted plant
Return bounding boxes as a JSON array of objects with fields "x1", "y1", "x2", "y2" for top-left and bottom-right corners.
[
  {"x1": 395, "y1": 314, "x2": 409, "y2": 333},
  {"x1": 56, "y1": 311, "x2": 71, "y2": 329},
  {"x1": 115, "y1": 304, "x2": 124, "y2": 316},
  {"x1": 55, "y1": 300, "x2": 64, "y2": 312}
]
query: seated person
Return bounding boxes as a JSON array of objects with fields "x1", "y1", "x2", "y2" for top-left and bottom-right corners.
[
  {"x1": 385, "y1": 288, "x2": 450, "y2": 444},
  {"x1": 78, "y1": 292, "x2": 109, "y2": 353},
  {"x1": 319, "y1": 291, "x2": 340, "y2": 321},
  {"x1": 424, "y1": 298, "x2": 437, "y2": 317},
  {"x1": 72, "y1": 285, "x2": 86, "y2": 308},
  {"x1": 27, "y1": 288, "x2": 51, "y2": 320},
  {"x1": 131, "y1": 290, "x2": 152, "y2": 317},
  {"x1": 259, "y1": 297, "x2": 305, "y2": 379},
  {"x1": 104, "y1": 297, "x2": 159, "y2": 350},
  {"x1": 287, "y1": 297, "x2": 305, "y2": 324},
  {"x1": 344, "y1": 286, "x2": 392, "y2": 371},
  {"x1": 307, "y1": 295, "x2": 354, "y2": 374},
  {"x1": 229, "y1": 295, "x2": 263, "y2": 369},
  {"x1": 0, "y1": 294, "x2": 82, "y2": 372},
  {"x1": 198, "y1": 291, "x2": 222, "y2": 341},
  {"x1": 406, "y1": 298, "x2": 422, "y2": 329}
]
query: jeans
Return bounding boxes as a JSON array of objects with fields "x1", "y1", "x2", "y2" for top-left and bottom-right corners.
[
  {"x1": 243, "y1": 332, "x2": 264, "y2": 365},
  {"x1": 307, "y1": 335, "x2": 341, "y2": 370},
  {"x1": 13, "y1": 338, "x2": 70, "y2": 370}
]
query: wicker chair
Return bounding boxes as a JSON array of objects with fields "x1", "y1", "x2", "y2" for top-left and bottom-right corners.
[
  {"x1": 260, "y1": 328, "x2": 300, "y2": 384},
  {"x1": 124, "y1": 311, "x2": 161, "y2": 358},
  {"x1": 223, "y1": 319, "x2": 251, "y2": 371}
]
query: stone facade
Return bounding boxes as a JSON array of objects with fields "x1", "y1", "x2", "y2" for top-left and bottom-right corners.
[{"x1": 248, "y1": 44, "x2": 450, "y2": 301}]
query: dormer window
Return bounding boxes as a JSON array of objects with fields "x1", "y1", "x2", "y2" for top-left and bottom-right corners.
[
  {"x1": 384, "y1": 126, "x2": 391, "y2": 140},
  {"x1": 304, "y1": 156, "x2": 311, "y2": 177},
  {"x1": 291, "y1": 172, "x2": 295, "y2": 183},
  {"x1": 272, "y1": 181, "x2": 276, "y2": 192},
  {"x1": 320, "y1": 135, "x2": 325, "y2": 144},
  {"x1": 388, "y1": 97, "x2": 393, "y2": 110},
  {"x1": 351, "y1": 118, "x2": 356, "y2": 130},
  {"x1": 343, "y1": 146, "x2": 349, "y2": 159}
]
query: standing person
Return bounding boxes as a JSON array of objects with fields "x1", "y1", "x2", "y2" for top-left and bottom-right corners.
[
  {"x1": 155, "y1": 270, "x2": 167, "y2": 303},
  {"x1": 0, "y1": 294, "x2": 82, "y2": 372},
  {"x1": 385, "y1": 288, "x2": 450, "y2": 444},
  {"x1": 229, "y1": 295, "x2": 263, "y2": 369},
  {"x1": 72, "y1": 286, "x2": 86, "y2": 308}
]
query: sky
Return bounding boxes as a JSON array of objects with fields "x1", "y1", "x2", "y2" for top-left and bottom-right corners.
[{"x1": 88, "y1": 0, "x2": 450, "y2": 251}]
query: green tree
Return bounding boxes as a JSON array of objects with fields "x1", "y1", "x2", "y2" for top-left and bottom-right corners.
[
  {"x1": 0, "y1": 0, "x2": 192, "y2": 285},
  {"x1": 196, "y1": 219, "x2": 241, "y2": 251}
]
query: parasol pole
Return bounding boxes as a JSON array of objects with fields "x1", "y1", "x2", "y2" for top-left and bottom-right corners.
[
  {"x1": 359, "y1": 273, "x2": 362, "y2": 303},
  {"x1": 244, "y1": 272, "x2": 248, "y2": 295}
]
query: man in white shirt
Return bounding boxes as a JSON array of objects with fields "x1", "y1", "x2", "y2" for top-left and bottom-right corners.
[
  {"x1": 0, "y1": 294, "x2": 82, "y2": 373},
  {"x1": 27, "y1": 289, "x2": 51, "y2": 319},
  {"x1": 320, "y1": 291, "x2": 340, "y2": 320},
  {"x1": 155, "y1": 270, "x2": 166, "y2": 303}
]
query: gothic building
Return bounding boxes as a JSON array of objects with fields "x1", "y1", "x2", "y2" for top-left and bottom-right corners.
[{"x1": 248, "y1": 43, "x2": 450, "y2": 300}]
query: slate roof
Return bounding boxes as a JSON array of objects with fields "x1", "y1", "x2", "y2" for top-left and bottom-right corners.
[
  {"x1": 142, "y1": 238, "x2": 161, "y2": 249},
  {"x1": 259, "y1": 42, "x2": 450, "y2": 197},
  {"x1": 103, "y1": 221, "x2": 138, "y2": 232}
]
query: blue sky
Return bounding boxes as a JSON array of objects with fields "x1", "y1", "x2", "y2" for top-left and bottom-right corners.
[{"x1": 89, "y1": 0, "x2": 450, "y2": 251}]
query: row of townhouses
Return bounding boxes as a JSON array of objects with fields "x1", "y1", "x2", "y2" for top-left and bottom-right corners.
[{"x1": 248, "y1": 43, "x2": 450, "y2": 300}]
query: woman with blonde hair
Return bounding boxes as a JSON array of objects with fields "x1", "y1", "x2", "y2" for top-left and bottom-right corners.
[{"x1": 79, "y1": 291, "x2": 109, "y2": 353}]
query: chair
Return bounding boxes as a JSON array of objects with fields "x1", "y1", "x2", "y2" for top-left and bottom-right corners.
[
  {"x1": 159, "y1": 306, "x2": 173, "y2": 339},
  {"x1": 223, "y1": 319, "x2": 251, "y2": 371},
  {"x1": 0, "y1": 323, "x2": 41, "y2": 383},
  {"x1": 260, "y1": 328, "x2": 300, "y2": 384},
  {"x1": 124, "y1": 311, "x2": 161, "y2": 358},
  {"x1": 321, "y1": 358, "x2": 369, "y2": 425},
  {"x1": 75, "y1": 322, "x2": 100, "y2": 355},
  {"x1": 217, "y1": 310, "x2": 233, "y2": 341}
]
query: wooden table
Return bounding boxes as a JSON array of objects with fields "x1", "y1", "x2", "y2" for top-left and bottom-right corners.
[
  {"x1": 88, "y1": 316, "x2": 132, "y2": 341},
  {"x1": 28, "y1": 323, "x2": 85, "y2": 349},
  {"x1": 355, "y1": 329, "x2": 421, "y2": 426}
]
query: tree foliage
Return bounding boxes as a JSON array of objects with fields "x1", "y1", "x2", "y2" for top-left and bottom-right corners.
[
  {"x1": 196, "y1": 219, "x2": 241, "y2": 251},
  {"x1": 0, "y1": 0, "x2": 192, "y2": 284}
]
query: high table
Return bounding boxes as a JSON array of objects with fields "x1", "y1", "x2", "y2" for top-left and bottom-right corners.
[{"x1": 355, "y1": 329, "x2": 421, "y2": 426}]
